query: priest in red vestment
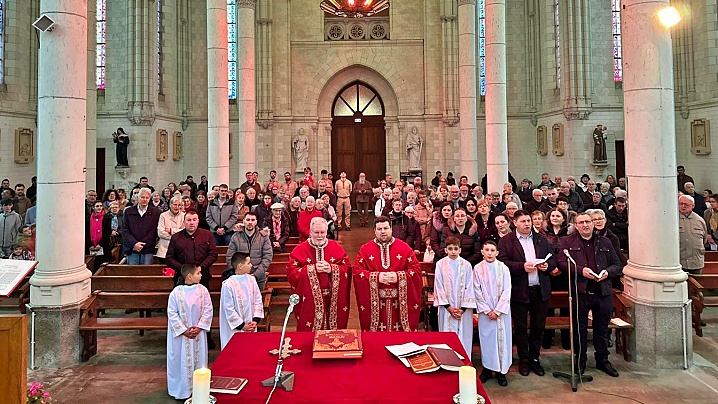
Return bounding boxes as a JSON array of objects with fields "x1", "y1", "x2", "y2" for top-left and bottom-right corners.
[
  {"x1": 354, "y1": 216, "x2": 423, "y2": 332},
  {"x1": 287, "y1": 217, "x2": 352, "y2": 331}
]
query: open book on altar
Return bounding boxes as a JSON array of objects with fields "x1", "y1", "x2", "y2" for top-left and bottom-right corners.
[{"x1": 386, "y1": 342, "x2": 464, "y2": 373}]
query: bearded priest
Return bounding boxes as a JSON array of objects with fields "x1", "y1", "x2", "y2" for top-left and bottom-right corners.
[
  {"x1": 286, "y1": 217, "x2": 352, "y2": 331},
  {"x1": 354, "y1": 216, "x2": 423, "y2": 332}
]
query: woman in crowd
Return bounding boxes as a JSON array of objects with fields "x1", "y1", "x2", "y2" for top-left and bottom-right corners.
[
  {"x1": 504, "y1": 201, "x2": 519, "y2": 220},
  {"x1": 234, "y1": 192, "x2": 250, "y2": 222},
  {"x1": 494, "y1": 213, "x2": 512, "y2": 239},
  {"x1": 413, "y1": 191, "x2": 433, "y2": 245},
  {"x1": 464, "y1": 197, "x2": 478, "y2": 220},
  {"x1": 180, "y1": 196, "x2": 193, "y2": 213},
  {"x1": 150, "y1": 190, "x2": 167, "y2": 212},
  {"x1": 102, "y1": 189, "x2": 118, "y2": 211},
  {"x1": 432, "y1": 185, "x2": 450, "y2": 206},
  {"x1": 605, "y1": 175, "x2": 617, "y2": 189},
  {"x1": 542, "y1": 207, "x2": 572, "y2": 350},
  {"x1": 156, "y1": 197, "x2": 185, "y2": 264},
  {"x1": 531, "y1": 210, "x2": 547, "y2": 233},
  {"x1": 253, "y1": 193, "x2": 274, "y2": 227},
  {"x1": 86, "y1": 201, "x2": 108, "y2": 271},
  {"x1": 167, "y1": 182, "x2": 178, "y2": 195},
  {"x1": 430, "y1": 202, "x2": 454, "y2": 258},
  {"x1": 475, "y1": 199, "x2": 498, "y2": 243},
  {"x1": 297, "y1": 196, "x2": 323, "y2": 243},
  {"x1": 117, "y1": 188, "x2": 129, "y2": 211},
  {"x1": 161, "y1": 187, "x2": 173, "y2": 205},
  {"x1": 440, "y1": 208, "x2": 481, "y2": 265},
  {"x1": 195, "y1": 190, "x2": 210, "y2": 230},
  {"x1": 245, "y1": 187, "x2": 259, "y2": 209},
  {"x1": 103, "y1": 201, "x2": 124, "y2": 255},
  {"x1": 287, "y1": 196, "x2": 302, "y2": 237},
  {"x1": 315, "y1": 197, "x2": 336, "y2": 239}
]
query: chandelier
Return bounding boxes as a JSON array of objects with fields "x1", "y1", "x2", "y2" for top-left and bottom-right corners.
[{"x1": 320, "y1": 0, "x2": 390, "y2": 18}]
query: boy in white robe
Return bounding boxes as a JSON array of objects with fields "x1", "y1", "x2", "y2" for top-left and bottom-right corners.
[
  {"x1": 434, "y1": 236, "x2": 476, "y2": 357},
  {"x1": 220, "y1": 252, "x2": 264, "y2": 349},
  {"x1": 167, "y1": 262, "x2": 214, "y2": 400},
  {"x1": 474, "y1": 240, "x2": 512, "y2": 386}
]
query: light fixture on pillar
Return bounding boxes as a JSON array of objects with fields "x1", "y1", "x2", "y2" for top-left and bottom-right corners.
[
  {"x1": 658, "y1": 6, "x2": 681, "y2": 28},
  {"x1": 320, "y1": 0, "x2": 389, "y2": 18}
]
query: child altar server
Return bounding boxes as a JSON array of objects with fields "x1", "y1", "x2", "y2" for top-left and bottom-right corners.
[{"x1": 219, "y1": 252, "x2": 264, "y2": 349}]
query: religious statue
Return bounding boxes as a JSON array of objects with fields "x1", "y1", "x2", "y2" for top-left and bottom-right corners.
[
  {"x1": 293, "y1": 128, "x2": 309, "y2": 172},
  {"x1": 405, "y1": 126, "x2": 423, "y2": 171},
  {"x1": 592, "y1": 124, "x2": 608, "y2": 163},
  {"x1": 112, "y1": 127, "x2": 130, "y2": 167}
]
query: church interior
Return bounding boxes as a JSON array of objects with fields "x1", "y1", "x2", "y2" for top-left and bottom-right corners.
[{"x1": 2, "y1": 0, "x2": 718, "y2": 402}]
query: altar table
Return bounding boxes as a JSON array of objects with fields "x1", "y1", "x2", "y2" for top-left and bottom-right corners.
[{"x1": 211, "y1": 331, "x2": 492, "y2": 403}]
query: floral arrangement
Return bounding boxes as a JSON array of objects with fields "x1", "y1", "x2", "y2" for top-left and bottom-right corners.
[{"x1": 27, "y1": 381, "x2": 51, "y2": 404}]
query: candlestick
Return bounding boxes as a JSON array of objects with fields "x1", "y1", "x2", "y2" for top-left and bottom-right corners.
[
  {"x1": 192, "y1": 368, "x2": 211, "y2": 404},
  {"x1": 459, "y1": 366, "x2": 477, "y2": 404}
]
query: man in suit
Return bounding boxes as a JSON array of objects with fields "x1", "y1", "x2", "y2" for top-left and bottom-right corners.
[{"x1": 498, "y1": 209, "x2": 556, "y2": 377}]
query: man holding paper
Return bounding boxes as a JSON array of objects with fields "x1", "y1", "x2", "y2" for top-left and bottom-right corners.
[
  {"x1": 557, "y1": 212, "x2": 623, "y2": 377},
  {"x1": 498, "y1": 210, "x2": 556, "y2": 377}
]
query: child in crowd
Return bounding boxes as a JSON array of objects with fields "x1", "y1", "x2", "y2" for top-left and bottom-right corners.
[
  {"x1": 474, "y1": 240, "x2": 512, "y2": 387},
  {"x1": 433, "y1": 236, "x2": 476, "y2": 357},
  {"x1": 167, "y1": 262, "x2": 213, "y2": 400},
  {"x1": 10, "y1": 244, "x2": 34, "y2": 260},
  {"x1": 219, "y1": 252, "x2": 264, "y2": 350}
]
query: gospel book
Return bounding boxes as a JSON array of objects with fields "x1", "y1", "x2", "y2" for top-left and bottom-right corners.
[
  {"x1": 312, "y1": 329, "x2": 363, "y2": 359},
  {"x1": 209, "y1": 376, "x2": 248, "y2": 395},
  {"x1": 405, "y1": 346, "x2": 464, "y2": 374}
]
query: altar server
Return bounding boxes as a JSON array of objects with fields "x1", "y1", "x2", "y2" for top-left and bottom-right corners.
[{"x1": 220, "y1": 252, "x2": 265, "y2": 349}]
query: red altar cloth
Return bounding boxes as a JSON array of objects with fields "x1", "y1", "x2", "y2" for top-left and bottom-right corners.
[{"x1": 211, "y1": 331, "x2": 492, "y2": 403}]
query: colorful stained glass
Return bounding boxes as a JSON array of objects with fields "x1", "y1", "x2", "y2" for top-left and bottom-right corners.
[
  {"x1": 555, "y1": 0, "x2": 561, "y2": 88},
  {"x1": 478, "y1": 0, "x2": 486, "y2": 96},
  {"x1": 1, "y1": 0, "x2": 5, "y2": 84},
  {"x1": 228, "y1": 0, "x2": 237, "y2": 100},
  {"x1": 612, "y1": 0, "x2": 622, "y2": 82},
  {"x1": 157, "y1": 0, "x2": 162, "y2": 92},
  {"x1": 96, "y1": 0, "x2": 106, "y2": 89}
]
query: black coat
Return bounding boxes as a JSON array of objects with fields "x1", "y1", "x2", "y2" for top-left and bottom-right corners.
[
  {"x1": 121, "y1": 205, "x2": 161, "y2": 255},
  {"x1": 497, "y1": 230, "x2": 556, "y2": 303},
  {"x1": 557, "y1": 232, "x2": 623, "y2": 296},
  {"x1": 440, "y1": 217, "x2": 482, "y2": 266}
]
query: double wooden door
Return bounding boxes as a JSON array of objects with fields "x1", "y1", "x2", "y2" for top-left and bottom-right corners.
[{"x1": 331, "y1": 115, "x2": 386, "y2": 185}]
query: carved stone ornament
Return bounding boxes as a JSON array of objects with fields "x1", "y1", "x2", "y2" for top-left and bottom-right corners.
[
  {"x1": 236, "y1": 0, "x2": 256, "y2": 8},
  {"x1": 552, "y1": 123, "x2": 565, "y2": 156},
  {"x1": 114, "y1": 166, "x2": 132, "y2": 179},
  {"x1": 691, "y1": 119, "x2": 711, "y2": 155},
  {"x1": 562, "y1": 108, "x2": 591, "y2": 121},
  {"x1": 156, "y1": 129, "x2": 169, "y2": 161},
  {"x1": 127, "y1": 101, "x2": 156, "y2": 126},
  {"x1": 173, "y1": 131, "x2": 183, "y2": 161},
  {"x1": 457, "y1": 0, "x2": 477, "y2": 5},
  {"x1": 536, "y1": 125, "x2": 548, "y2": 156},
  {"x1": 15, "y1": 128, "x2": 35, "y2": 164}
]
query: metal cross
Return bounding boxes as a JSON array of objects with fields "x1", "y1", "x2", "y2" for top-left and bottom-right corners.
[{"x1": 269, "y1": 337, "x2": 302, "y2": 359}]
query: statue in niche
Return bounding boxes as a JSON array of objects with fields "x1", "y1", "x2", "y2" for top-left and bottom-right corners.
[
  {"x1": 592, "y1": 124, "x2": 608, "y2": 163},
  {"x1": 112, "y1": 127, "x2": 130, "y2": 167},
  {"x1": 293, "y1": 128, "x2": 309, "y2": 172},
  {"x1": 406, "y1": 126, "x2": 423, "y2": 171}
]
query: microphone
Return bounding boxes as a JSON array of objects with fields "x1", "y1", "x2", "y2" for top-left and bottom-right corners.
[
  {"x1": 274, "y1": 294, "x2": 301, "y2": 383},
  {"x1": 288, "y1": 294, "x2": 300, "y2": 310},
  {"x1": 563, "y1": 249, "x2": 577, "y2": 265}
]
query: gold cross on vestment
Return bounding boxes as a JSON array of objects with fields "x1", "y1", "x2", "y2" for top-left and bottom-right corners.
[
  {"x1": 330, "y1": 257, "x2": 336, "y2": 263},
  {"x1": 306, "y1": 258, "x2": 312, "y2": 263},
  {"x1": 396, "y1": 254, "x2": 402, "y2": 260},
  {"x1": 368, "y1": 255, "x2": 375, "y2": 261},
  {"x1": 378, "y1": 323, "x2": 387, "y2": 331}
]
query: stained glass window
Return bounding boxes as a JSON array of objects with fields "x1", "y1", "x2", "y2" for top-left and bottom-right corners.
[
  {"x1": 612, "y1": 0, "x2": 623, "y2": 82},
  {"x1": 157, "y1": 0, "x2": 163, "y2": 92},
  {"x1": 96, "y1": 0, "x2": 106, "y2": 90},
  {"x1": 478, "y1": 0, "x2": 486, "y2": 96},
  {"x1": 228, "y1": 0, "x2": 237, "y2": 100},
  {"x1": 0, "y1": 0, "x2": 4, "y2": 84},
  {"x1": 554, "y1": 0, "x2": 561, "y2": 88}
]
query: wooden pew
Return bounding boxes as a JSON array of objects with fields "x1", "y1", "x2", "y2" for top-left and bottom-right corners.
[
  {"x1": 216, "y1": 243, "x2": 298, "y2": 255},
  {"x1": 688, "y1": 274, "x2": 718, "y2": 337},
  {"x1": 545, "y1": 291, "x2": 634, "y2": 361},
  {"x1": 97, "y1": 262, "x2": 289, "y2": 278},
  {"x1": 79, "y1": 288, "x2": 273, "y2": 361},
  {"x1": 702, "y1": 261, "x2": 718, "y2": 275},
  {"x1": 705, "y1": 251, "x2": 718, "y2": 262}
]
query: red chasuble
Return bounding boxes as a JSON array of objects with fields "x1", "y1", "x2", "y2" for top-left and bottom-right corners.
[
  {"x1": 287, "y1": 239, "x2": 352, "y2": 331},
  {"x1": 353, "y1": 238, "x2": 422, "y2": 332}
]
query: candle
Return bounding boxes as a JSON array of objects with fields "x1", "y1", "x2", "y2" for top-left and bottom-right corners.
[
  {"x1": 192, "y1": 368, "x2": 211, "y2": 404},
  {"x1": 459, "y1": 366, "x2": 477, "y2": 404}
]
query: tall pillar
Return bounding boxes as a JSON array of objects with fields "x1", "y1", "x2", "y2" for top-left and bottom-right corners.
[
  {"x1": 458, "y1": 0, "x2": 478, "y2": 180},
  {"x1": 207, "y1": 0, "x2": 230, "y2": 187},
  {"x1": 484, "y1": 0, "x2": 508, "y2": 193},
  {"x1": 622, "y1": 0, "x2": 691, "y2": 368},
  {"x1": 30, "y1": 0, "x2": 92, "y2": 369},
  {"x1": 237, "y1": 0, "x2": 256, "y2": 176},
  {"x1": 85, "y1": 1, "x2": 97, "y2": 191}
]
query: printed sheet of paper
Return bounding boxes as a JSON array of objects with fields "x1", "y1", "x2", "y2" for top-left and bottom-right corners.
[{"x1": 0, "y1": 259, "x2": 38, "y2": 297}]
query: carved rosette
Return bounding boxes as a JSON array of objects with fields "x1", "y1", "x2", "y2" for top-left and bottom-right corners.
[{"x1": 236, "y1": 0, "x2": 256, "y2": 9}]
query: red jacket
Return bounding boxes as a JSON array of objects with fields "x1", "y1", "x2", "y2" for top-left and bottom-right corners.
[{"x1": 297, "y1": 209, "x2": 323, "y2": 243}]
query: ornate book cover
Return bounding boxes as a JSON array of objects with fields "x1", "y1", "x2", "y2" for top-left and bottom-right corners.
[
  {"x1": 312, "y1": 329, "x2": 363, "y2": 359},
  {"x1": 210, "y1": 376, "x2": 248, "y2": 395},
  {"x1": 406, "y1": 347, "x2": 463, "y2": 373}
]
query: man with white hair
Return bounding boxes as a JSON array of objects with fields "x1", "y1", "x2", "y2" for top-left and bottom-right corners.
[
  {"x1": 287, "y1": 217, "x2": 351, "y2": 331},
  {"x1": 679, "y1": 195, "x2": 707, "y2": 274},
  {"x1": 121, "y1": 187, "x2": 161, "y2": 264},
  {"x1": 354, "y1": 172, "x2": 373, "y2": 228},
  {"x1": 524, "y1": 189, "x2": 546, "y2": 213}
]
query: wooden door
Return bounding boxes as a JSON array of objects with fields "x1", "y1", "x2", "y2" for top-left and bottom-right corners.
[
  {"x1": 96, "y1": 148, "x2": 106, "y2": 196},
  {"x1": 615, "y1": 140, "x2": 625, "y2": 181},
  {"x1": 331, "y1": 116, "x2": 386, "y2": 185}
]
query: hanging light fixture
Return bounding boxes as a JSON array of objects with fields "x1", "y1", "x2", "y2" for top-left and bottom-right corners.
[{"x1": 320, "y1": 0, "x2": 389, "y2": 18}]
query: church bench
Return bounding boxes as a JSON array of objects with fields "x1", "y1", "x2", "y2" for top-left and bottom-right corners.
[
  {"x1": 216, "y1": 243, "x2": 297, "y2": 255},
  {"x1": 79, "y1": 289, "x2": 273, "y2": 362},
  {"x1": 704, "y1": 251, "x2": 718, "y2": 262},
  {"x1": 544, "y1": 291, "x2": 633, "y2": 361},
  {"x1": 687, "y1": 274, "x2": 718, "y2": 337},
  {"x1": 91, "y1": 274, "x2": 224, "y2": 292},
  {"x1": 701, "y1": 261, "x2": 718, "y2": 275}
]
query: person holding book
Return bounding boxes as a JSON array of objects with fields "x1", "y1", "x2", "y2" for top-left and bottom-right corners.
[
  {"x1": 219, "y1": 252, "x2": 264, "y2": 350},
  {"x1": 353, "y1": 216, "x2": 423, "y2": 332},
  {"x1": 167, "y1": 262, "x2": 214, "y2": 400},
  {"x1": 433, "y1": 236, "x2": 476, "y2": 357},
  {"x1": 287, "y1": 217, "x2": 352, "y2": 331},
  {"x1": 557, "y1": 212, "x2": 623, "y2": 378},
  {"x1": 474, "y1": 240, "x2": 512, "y2": 386}
]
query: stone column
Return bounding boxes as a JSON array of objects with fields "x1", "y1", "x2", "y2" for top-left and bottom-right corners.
[
  {"x1": 484, "y1": 0, "x2": 508, "y2": 193},
  {"x1": 622, "y1": 0, "x2": 691, "y2": 367},
  {"x1": 458, "y1": 0, "x2": 478, "y2": 180},
  {"x1": 85, "y1": 1, "x2": 97, "y2": 191},
  {"x1": 30, "y1": 0, "x2": 92, "y2": 369},
  {"x1": 237, "y1": 0, "x2": 256, "y2": 176},
  {"x1": 207, "y1": 0, "x2": 230, "y2": 187}
]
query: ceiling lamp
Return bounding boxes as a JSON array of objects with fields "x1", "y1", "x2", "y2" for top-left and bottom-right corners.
[{"x1": 320, "y1": 0, "x2": 390, "y2": 18}]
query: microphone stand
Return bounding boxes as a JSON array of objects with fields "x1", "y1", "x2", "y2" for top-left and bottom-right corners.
[
  {"x1": 261, "y1": 297, "x2": 299, "y2": 395},
  {"x1": 552, "y1": 251, "x2": 593, "y2": 392}
]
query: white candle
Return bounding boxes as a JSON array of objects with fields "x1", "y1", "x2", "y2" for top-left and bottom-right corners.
[
  {"x1": 459, "y1": 366, "x2": 477, "y2": 404},
  {"x1": 192, "y1": 368, "x2": 211, "y2": 404}
]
